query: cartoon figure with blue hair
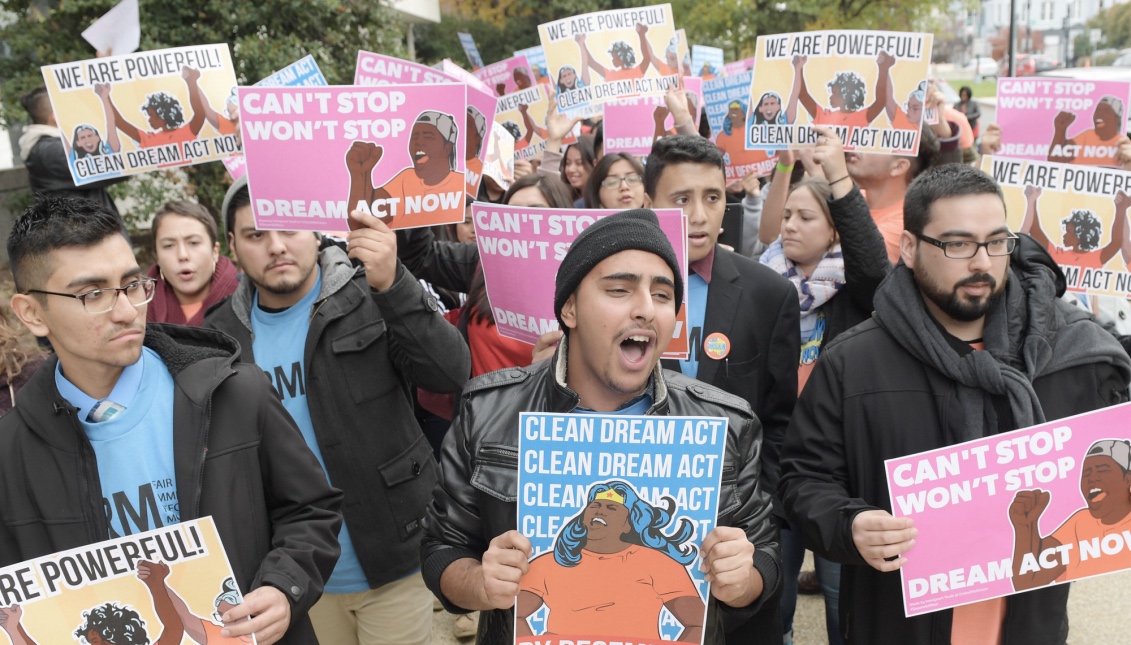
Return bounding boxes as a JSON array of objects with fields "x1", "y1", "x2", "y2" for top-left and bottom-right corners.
[{"x1": 516, "y1": 480, "x2": 706, "y2": 642}]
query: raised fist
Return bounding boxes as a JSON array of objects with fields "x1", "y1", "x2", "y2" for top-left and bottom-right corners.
[
  {"x1": 182, "y1": 66, "x2": 201, "y2": 82},
  {"x1": 346, "y1": 141, "x2": 384, "y2": 172},
  {"x1": 1008, "y1": 489, "x2": 1050, "y2": 530},
  {"x1": 137, "y1": 560, "x2": 171, "y2": 585},
  {"x1": 1053, "y1": 111, "x2": 1076, "y2": 131},
  {"x1": 1023, "y1": 184, "x2": 1042, "y2": 201}
]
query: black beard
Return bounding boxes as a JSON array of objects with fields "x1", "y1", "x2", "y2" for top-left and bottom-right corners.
[{"x1": 915, "y1": 269, "x2": 1006, "y2": 322}]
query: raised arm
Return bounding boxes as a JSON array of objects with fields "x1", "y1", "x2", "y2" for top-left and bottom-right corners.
[
  {"x1": 635, "y1": 23, "x2": 655, "y2": 76},
  {"x1": 345, "y1": 141, "x2": 389, "y2": 224},
  {"x1": 759, "y1": 149, "x2": 795, "y2": 244},
  {"x1": 138, "y1": 561, "x2": 208, "y2": 645},
  {"x1": 518, "y1": 104, "x2": 538, "y2": 143},
  {"x1": 1047, "y1": 111, "x2": 1078, "y2": 164},
  {"x1": 576, "y1": 33, "x2": 607, "y2": 80},
  {"x1": 0, "y1": 605, "x2": 38, "y2": 645},
  {"x1": 792, "y1": 55, "x2": 817, "y2": 119},
  {"x1": 182, "y1": 67, "x2": 208, "y2": 137},
  {"x1": 864, "y1": 51, "x2": 895, "y2": 125},
  {"x1": 812, "y1": 124, "x2": 891, "y2": 311},
  {"x1": 137, "y1": 561, "x2": 186, "y2": 645},
  {"x1": 1009, "y1": 489, "x2": 1066, "y2": 590},
  {"x1": 1112, "y1": 191, "x2": 1131, "y2": 266},
  {"x1": 1019, "y1": 185, "x2": 1052, "y2": 251},
  {"x1": 102, "y1": 85, "x2": 142, "y2": 144},
  {"x1": 94, "y1": 83, "x2": 122, "y2": 153}
]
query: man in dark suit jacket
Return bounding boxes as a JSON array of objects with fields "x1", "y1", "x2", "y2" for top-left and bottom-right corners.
[{"x1": 645, "y1": 135, "x2": 801, "y2": 644}]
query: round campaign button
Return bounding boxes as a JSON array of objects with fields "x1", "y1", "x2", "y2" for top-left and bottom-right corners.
[{"x1": 703, "y1": 333, "x2": 731, "y2": 360}]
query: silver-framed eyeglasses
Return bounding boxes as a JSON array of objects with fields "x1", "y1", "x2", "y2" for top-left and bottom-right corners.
[
  {"x1": 24, "y1": 277, "x2": 157, "y2": 314},
  {"x1": 601, "y1": 174, "x2": 643, "y2": 189},
  {"x1": 916, "y1": 233, "x2": 1018, "y2": 259}
]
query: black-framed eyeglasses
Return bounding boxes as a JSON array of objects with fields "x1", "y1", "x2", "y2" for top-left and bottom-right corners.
[
  {"x1": 24, "y1": 277, "x2": 157, "y2": 314},
  {"x1": 916, "y1": 233, "x2": 1018, "y2": 259},
  {"x1": 600, "y1": 174, "x2": 643, "y2": 189}
]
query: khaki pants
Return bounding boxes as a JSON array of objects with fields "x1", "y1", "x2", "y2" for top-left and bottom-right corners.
[{"x1": 308, "y1": 572, "x2": 432, "y2": 645}]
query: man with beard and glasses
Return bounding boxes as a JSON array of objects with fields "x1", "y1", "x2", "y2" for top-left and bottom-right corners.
[
  {"x1": 206, "y1": 178, "x2": 470, "y2": 645},
  {"x1": 779, "y1": 163, "x2": 1131, "y2": 645}
]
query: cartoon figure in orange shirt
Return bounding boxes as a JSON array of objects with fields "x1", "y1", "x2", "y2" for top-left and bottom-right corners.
[
  {"x1": 1019, "y1": 184, "x2": 1130, "y2": 271},
  {"x1": 790, "y1": 51, "x2": 894, "y2": 129},
  {"x1": 98, "y1": 66, "x2": 210, "y2": 152},
  {"x1": 1009, "y1": 439, "x2": 1131, "y2": 591},
  {"x1": 200, "y1": 87, "x2": 240, "y2": 140},
  {"x1": 1048, "y1": 96, "x2": 1125, "y2": 167},
  {"x1": 885, "y1": 80, "x2": 928, "y2": 131},
  {"x1": 718, "y1": 99, "x2": 776, "y2": 173},
  {"x1": 574, "y1": 23, "x2": 655, "y2": 85},
  {"x1": 517, "y1": 480, "x2": 706, "y2": 642},
  {"x1": 345, "y1": 110, "x2": 464, "y2": 227}
]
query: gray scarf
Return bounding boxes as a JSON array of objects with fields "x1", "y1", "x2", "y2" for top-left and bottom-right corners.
[{"x1": 873, "y1": 259, "x2": 1130, "y2": 442}]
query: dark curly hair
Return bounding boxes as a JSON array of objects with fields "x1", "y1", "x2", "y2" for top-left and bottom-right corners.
[
  {"x1": 141, "y1": 91, "x2": 185, "y2": 129},
  {"x1": 827, "y1": 71, "x2": 867, "y2": 112},
  {"x1": 1064, "y1": 209, "x2": 1103, "y2": 252},
  {"x1": 501, "y1": 120, "x2": 523, "y2": 141},
  {"x1": 608, "y1": 41, "x2": 637, "y2": 68},
  {"x1": 74, "y1": 603, "x2": 149, "y2": 645}
]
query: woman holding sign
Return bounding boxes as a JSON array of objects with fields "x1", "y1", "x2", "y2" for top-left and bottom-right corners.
[{"x1": 759, "y1": 126, "x2": 891, "y2": 645}]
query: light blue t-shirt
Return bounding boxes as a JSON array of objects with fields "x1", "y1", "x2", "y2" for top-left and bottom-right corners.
[
  {"x1": 56, "y1": 347, "x2": 179, "y2": 538},
  {"x1": 679, "y1": 273, "x2": 709, "y2": 379},
  {"x1": 250, "y1": 270, "x2": 369, "y2": 594}
]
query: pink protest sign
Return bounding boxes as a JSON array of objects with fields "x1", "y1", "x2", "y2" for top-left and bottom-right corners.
[
  {"x1": 464, "y1": 87, "x2": 499, "y2": 199},
  {"x1": 437, "y1": 59, "x2": 493, "y2": 92},
  {"x1": 603, "y1": 77, "x2": 703, "y2": 157},
  {"x1": 239, "y1": 84, "x2": 466, "y2": 231},
  {"x1": 353, "y1": 53, "x2": 494, "y2": 200},
  {"x1": 474, "y1": 54, "x2": 536, "y2": 97},
  {"x1": 355, "y1": 51, "x2": 458, "y2": 86},
  {"x1": 222, "y1": 154, "x2": 246, "y2": 180},
  {"x1": 996, "y1": 78, "x2": 1130, "y2": 167},
  {"x1": 475, "y1": 205, "x2": 690, "y2": 358},
  {"x1": 723, "y1": 57, "x2": 755, "y2": 76},
  {"x1": 885, "y1": 402, "x2": 1131, "y2": 617}
]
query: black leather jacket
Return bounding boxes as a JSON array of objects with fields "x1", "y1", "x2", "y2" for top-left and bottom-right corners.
[{"x1": 420, "y1": 338, "x2": 781, "y2": 645}]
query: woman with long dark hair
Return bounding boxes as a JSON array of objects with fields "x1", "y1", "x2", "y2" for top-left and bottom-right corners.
[{"x1": 583, "y1": 153, "x2": 645, "y2": 209}]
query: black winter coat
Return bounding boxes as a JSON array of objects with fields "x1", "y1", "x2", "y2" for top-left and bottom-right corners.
[{"x1": 0, "y1": 325, "x2": 343, "y2": 644}]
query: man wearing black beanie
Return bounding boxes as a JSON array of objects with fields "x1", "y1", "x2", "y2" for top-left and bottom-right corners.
[{"x1": 420, "y1": 208, "x2": 780, "y2": 645}]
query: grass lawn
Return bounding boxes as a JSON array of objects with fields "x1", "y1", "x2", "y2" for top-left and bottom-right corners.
[{"x1": 948, "y1": 77, "x2": 998, "y2": 99}]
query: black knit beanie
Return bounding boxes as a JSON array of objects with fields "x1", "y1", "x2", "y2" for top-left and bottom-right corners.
[{"x1": 554, "y1": 208, "x2": 683, "y2": 329}]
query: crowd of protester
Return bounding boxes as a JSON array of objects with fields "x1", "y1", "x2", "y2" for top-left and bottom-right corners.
[{"x1": 5, "y1": 45, "x2": 1131, "y2": 645}]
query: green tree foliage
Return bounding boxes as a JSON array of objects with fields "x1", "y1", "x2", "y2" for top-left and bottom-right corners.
[
  {"x1": 1089, "y1": 2, "x2": 1131, "y2": 50},
  {"x1": 1, "y1": 0, "x2": 405, "y2": 220},
  {"x1": 418, "y1": 0, "x2": 954, "y2": 68}
]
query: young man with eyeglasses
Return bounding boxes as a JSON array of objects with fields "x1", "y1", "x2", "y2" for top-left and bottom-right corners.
[
  {"x1": 1, "y1": 195, "x2": 343, "y2": 645},
  {"x1": 779, "y1": 164, "x2": 1131, "y2": 645}
]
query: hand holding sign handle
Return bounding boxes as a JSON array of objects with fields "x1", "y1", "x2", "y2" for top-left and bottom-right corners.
[
  {"x1": 852, "y1": 509, "x2": 917, "y2": 572},
  {"x1": 347, "y1": 210, "x2": 399, "y2": 291}
]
